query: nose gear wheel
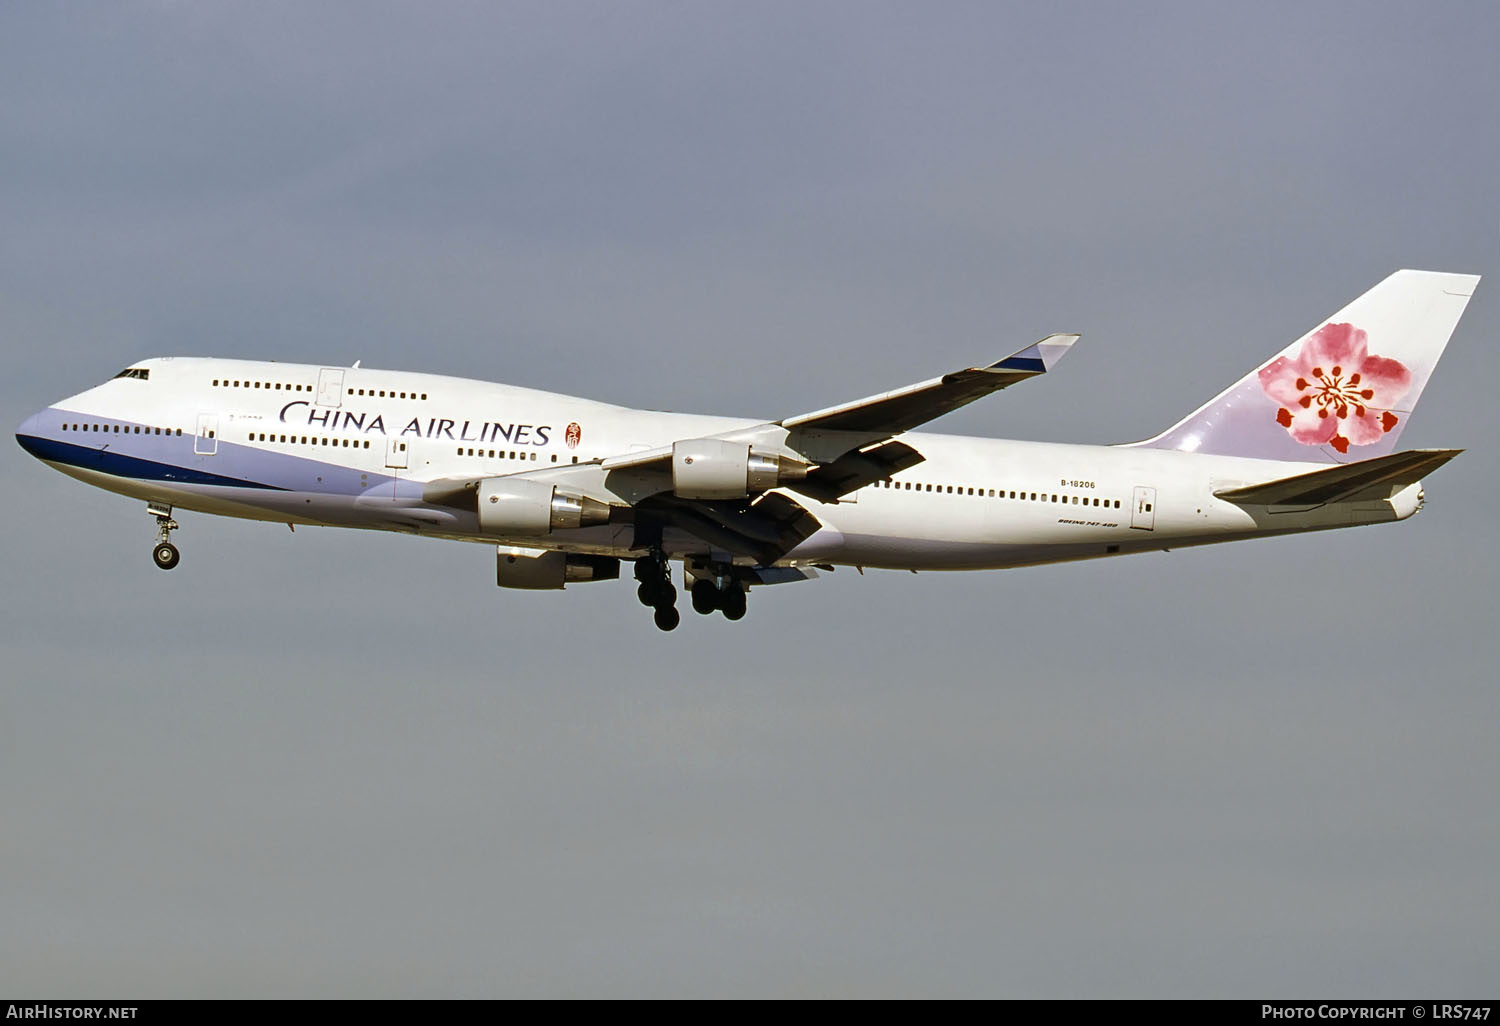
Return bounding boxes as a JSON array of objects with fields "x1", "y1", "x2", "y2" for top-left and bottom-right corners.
[{"x1": 148, "y1": 503, "x2": 181, "y2": 571}]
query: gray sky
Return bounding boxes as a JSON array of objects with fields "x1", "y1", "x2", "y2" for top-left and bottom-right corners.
[{"x1": 3, "y1": 1, "x2": 1497, "y2": 998}]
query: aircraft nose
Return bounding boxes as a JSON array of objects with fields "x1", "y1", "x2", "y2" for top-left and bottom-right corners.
[{"x1": 16, "y1": 409, "x2": 51, "y2": 459}]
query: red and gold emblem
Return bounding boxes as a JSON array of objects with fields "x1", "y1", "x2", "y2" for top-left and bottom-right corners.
[{"x1": 565, "y1": 422, "x2": 582, "y2": 449}]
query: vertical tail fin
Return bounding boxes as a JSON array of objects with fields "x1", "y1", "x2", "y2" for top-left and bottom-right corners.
[{"x1": 1135, "y1": 270, "x2": 1479, "y2": 462}]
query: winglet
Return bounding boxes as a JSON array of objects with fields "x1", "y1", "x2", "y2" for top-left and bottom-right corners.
[{"x1": 989, "y1": 333, "x2": 1079, "y2": 375}]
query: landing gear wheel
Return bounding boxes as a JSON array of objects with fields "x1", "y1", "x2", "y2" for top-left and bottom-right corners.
[
  {"x1": 636, "y1": 552, "x2": 678, "y2": 629},
  {"x1": 691, "y1": 579, "x2": 718, "y2": 615},
  {"x1": 147, "y1": 504, "x2": 181, "y2": 572},
  {"x1": 720, "y1": 586, "x2": 747, "y2": 621},
  {"x1": 635, "y1": 555, "x2": 672, "y2": 606},
  {"x1": 638, "y1": 581, "x2": 676, "y2": 608},
  {"x1": 152, "y1": 542, "x2": 181, "y2": 571}
]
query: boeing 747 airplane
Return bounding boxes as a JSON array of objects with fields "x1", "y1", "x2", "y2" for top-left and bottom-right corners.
[{"x1": 16, "y1": 270, "x2": 1479, "y2": 630}]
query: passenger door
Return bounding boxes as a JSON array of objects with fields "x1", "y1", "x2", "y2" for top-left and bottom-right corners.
[
  {"x1": 316, "y1": 368, "x2": 345, "y2": 408},
  {"x1": 194, "y1": 414, "x2": 218, "y2": 456},
  {"x1": 1131, "y1": 486, "x2": 1156, "y2": 530},
  {"x1": 385, "y1": 437, "x2": 409, "y2": 470}
]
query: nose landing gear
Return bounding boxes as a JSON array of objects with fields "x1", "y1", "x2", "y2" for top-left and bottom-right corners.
[{"x1": 148, "y1": 503, "x2": 180, "y2": 571}]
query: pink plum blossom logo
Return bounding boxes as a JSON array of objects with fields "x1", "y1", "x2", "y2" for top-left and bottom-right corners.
[{"x1": 1258, "y1": 323, "x2": 1412, "y2": 454}]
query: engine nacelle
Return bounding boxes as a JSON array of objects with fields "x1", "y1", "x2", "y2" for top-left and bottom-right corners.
[
  {"x1": 476, "y1": 477, "x2": 611, "y2": 535},
  {"x1": 496, "y1": 547, "x2": 621, "y2": 590},
  {"x1": 671, "y1": 439, "x2": 808, "y2": 499}
]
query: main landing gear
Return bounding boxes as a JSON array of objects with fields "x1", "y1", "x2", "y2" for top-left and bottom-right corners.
[
  {"x1": 148, "y1": 502, "x2": 181, "y2": 571},
  {"x1": 634, "y1": 553, "x2": 680, "y2": 632},
  {"x1": 635, "y1": 555, "x2": 752, "y2": 631},
  {"x1": 690, "y1": 576, "x2": 746, "y2": 621}
]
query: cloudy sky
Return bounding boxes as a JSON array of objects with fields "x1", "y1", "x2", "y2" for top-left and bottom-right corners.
[{"x1": 3, "y1": 1, "x2": 1497, "y2": 997}]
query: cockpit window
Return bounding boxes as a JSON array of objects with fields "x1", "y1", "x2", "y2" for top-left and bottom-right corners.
[{"x1": 113, "y1": 368, "x2": 150, "y2": 380}]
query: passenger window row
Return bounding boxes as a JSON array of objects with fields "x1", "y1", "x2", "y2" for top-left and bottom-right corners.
[
  {"x1": 457, "y1": 448, "x2": 538, "y2": 462},
  {"x1": 874, "y1": 479, "x2": 1122, "y2": 509},
  {"x1": 350, "y1": 388, "x2": 428, "y2": 400},
  {"x1": 62, "y1": 423, "x2": 181, "y2": 436},
  {"x1": 455, "y1": 447, "x2": 574, "y2": 464},
  {"x1": 250, "y1": 432, "x2": 371, "y2": 449},
  {"x1": 211, "y1": 378, "x2": 430, "y2": 401},
  {"x1": 213, "y1": 379, "x2": 312, "y2": 391}
]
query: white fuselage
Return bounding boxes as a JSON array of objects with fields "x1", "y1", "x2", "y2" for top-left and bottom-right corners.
[{"x1": 17, "y1": 357, "x2": 1420, "y2": 573}]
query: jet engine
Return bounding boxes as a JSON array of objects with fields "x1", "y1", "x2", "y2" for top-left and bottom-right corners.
[
  {"x1": 476, "y1": 477, "x2": 611, "y2": 535},
  {"x1": 496, "y1": 546, "x2": 621, "y2": 590},
  {"x1": 671, "y1": 439, "x2": 808, "y2": 500}
]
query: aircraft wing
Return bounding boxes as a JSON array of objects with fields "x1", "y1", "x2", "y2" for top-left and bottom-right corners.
[
  {"x1": 1213, "y1": 448, "x2": 1462, "y2": 506},
  {"x1": 433, "y1": 336, "x2": 1080, "y2": 559},
  {"x1": 631, "y1": 489, "x2": 824, "y2": 565},
  {"x1": 601, "y1": 334, "x2": 1078, "y2": 498},
  {"x1": 779, "y1": 333, "x2": 1079, "y2": 435},
  {"x1": 425, "y1": 462, "x2": 827, "y2": 564}
]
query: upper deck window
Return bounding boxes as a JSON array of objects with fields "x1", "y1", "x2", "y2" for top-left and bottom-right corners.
[{"x1": 113, "y1": 368, "x2": 150, "y2": 380}]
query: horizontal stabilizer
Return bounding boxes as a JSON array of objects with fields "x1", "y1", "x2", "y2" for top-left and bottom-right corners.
[{"x1": 1213, "y1": 448, "x2": 1461, "y2": 506}]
